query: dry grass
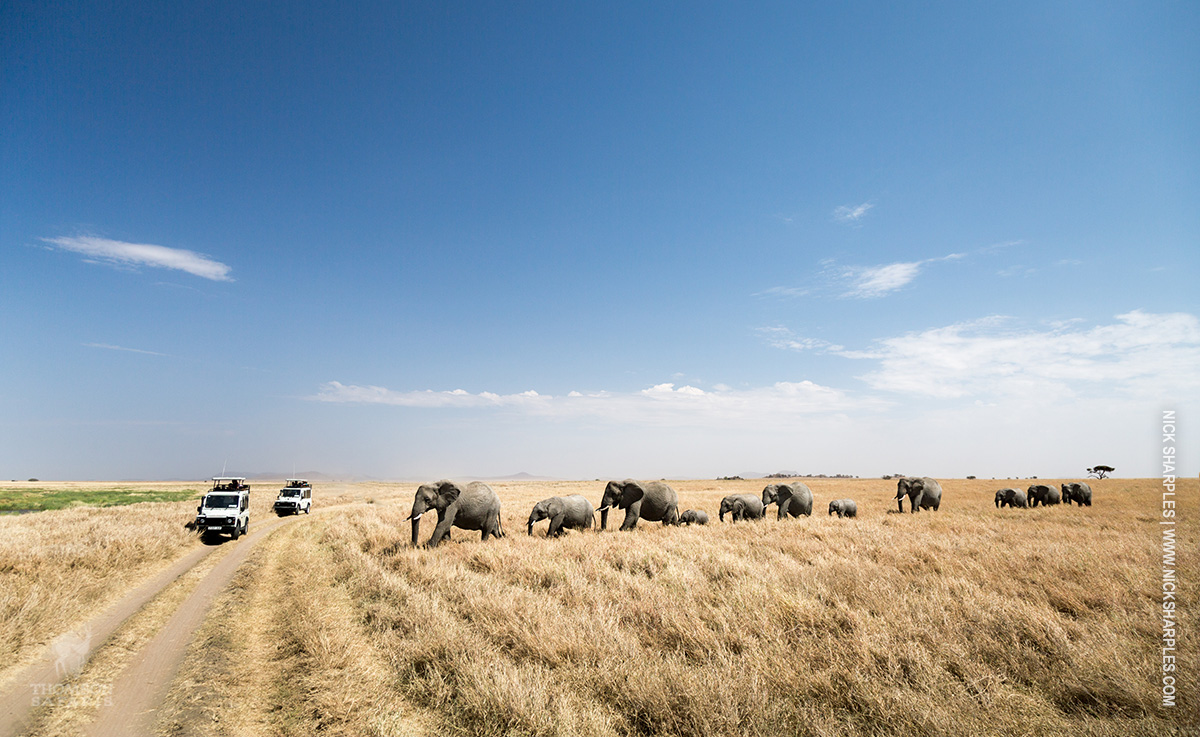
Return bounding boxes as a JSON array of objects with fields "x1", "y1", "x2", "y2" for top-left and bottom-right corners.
[
  {"x1": 171, "y1": 476, "x2": 1193, "y2": 736},
  {"x1": 0, "y1": 480, "x2": 359, "y2": 679}
]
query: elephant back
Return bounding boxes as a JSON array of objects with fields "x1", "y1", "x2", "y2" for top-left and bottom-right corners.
[{"x1": 785, "y1": 482, "x2": 814, "y2": 515}]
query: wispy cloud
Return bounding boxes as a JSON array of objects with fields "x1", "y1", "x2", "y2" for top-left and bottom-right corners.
[
  {"x1": 84, "y1": 342, "x2": 169, "y2": 357},
  {"x1": 832, "y1": 202, "x2": 873, "y2": 224},
  {"x1": 846, "y1": 310, "x2": 1200, "y2": 400},
  {"x1": 842, "y1": 253, "x2": 964, "y2": 298},
  {"x1": 43, "y1": 236, "x2": 233, "y2": 282},
  {"x1": 308, "y1": 379, "x2": 880, "y2": 426},
  {"x1": 755, "y1": 326, "x2": 843, "y2": 352}
]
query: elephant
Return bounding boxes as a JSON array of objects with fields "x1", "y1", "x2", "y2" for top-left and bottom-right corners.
[
  {"x1": 719, "y1": 493, "x2": 766, "y2": 522},
  {"x1": 678, "y1": 509, "x2": 709, "y2": 525},
  {"x1": 828, "y1": 499, "x2": 857, "y2": 518},
  {"x1": 527, "y1": 495, "x2": 594, "y2": 537},
  {"x1": 1061, "y1": 482, "x2": 1093, "y2": 506},
  {"x1": 994, "y1": 488, "x2": 1028, "y2": 508},
  {"x1": 407, "y1": 480, "x2": 504, "y2": 547},
  {"x1": 895, "y1": 477, "x2": 942, "y2": 513},
  {"x1": 761, "y1": 482, "x2": 814, "y2": 519},
  {"x1": 1027, "y1": 484, "x2": 1061, "y2": 507},
  {"x1": 597, "y1": 479, "x2": 680, "y2": 530}
]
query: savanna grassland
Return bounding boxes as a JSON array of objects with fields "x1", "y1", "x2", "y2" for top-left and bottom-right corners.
[
  {"x1": 158, "y1": 477, "x2": 1194, "y2": 737},
  {"x1": 1, "y1": 478, "x2": 1195, "y2": 736},
  {"x1": 0, "y1": 481, "x2": 359, "y2": 679}
]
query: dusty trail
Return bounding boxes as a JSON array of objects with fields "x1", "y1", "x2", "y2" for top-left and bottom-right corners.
[
  {"x1": 80, "y1": 513, "x2": 301, "y2": 737},
  {"x1": 0, "y1": 542, "x2": 218, "y2": 735},
  {"x1": 1, "y1": 506, "x2": 341, "y2": 737}
]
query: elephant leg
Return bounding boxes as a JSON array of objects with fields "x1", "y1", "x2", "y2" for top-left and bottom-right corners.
[
  {"x1": 620, "y1": 500, "x2": 642, "y2": 530},
  {"x1": 910, "y1": 493, "x2": 921, "y2": 513},
  {"x1": 664, "y1": 505, "x2": 679, "y2": 526},
  {"x1": 428, "y1": 510, "x2": 457, "y2": 547},
  {"x1": 896, "y1": 497, "x2": 904, "y2": 513},
  {"x1": 548, "y1": 512, "x2": 566, "y2": 537}
]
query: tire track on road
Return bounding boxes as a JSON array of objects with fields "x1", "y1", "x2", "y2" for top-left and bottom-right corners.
[{"x1": 80, "y1": 514, "x2": 297, "y2": 737}]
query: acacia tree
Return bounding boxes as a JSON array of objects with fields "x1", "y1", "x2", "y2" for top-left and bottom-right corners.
[{"x1": 1087, "y1": 465, "x2": 1115, "y2": 479}]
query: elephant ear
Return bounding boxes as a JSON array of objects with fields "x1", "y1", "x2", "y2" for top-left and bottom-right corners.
[
  {"x1": 436, "y1": 481, "x2": 462, "y2": 507},
  {"x1": 619, "y1": 481, "x2": 645, "y2": 508}
]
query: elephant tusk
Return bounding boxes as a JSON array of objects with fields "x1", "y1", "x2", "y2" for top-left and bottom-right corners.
[
  {"x1": 596, "y1": 506, "x2": 609, "y2": 512},
  {"x1": 410, "y1": 512, "x2": 423, "y2": 521}
]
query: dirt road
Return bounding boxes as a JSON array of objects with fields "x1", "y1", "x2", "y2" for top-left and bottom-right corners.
[{"x1": 0, "y1": 512, "x2": 304, "y2": 737}]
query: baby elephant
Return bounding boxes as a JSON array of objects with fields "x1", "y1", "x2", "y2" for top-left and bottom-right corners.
[
  {"x1": 678, "y1": 509, "x2": 709, "y2": 525},
  {"x1": 527, "y1": 494, "x2": 595, "y2": 537},
  {"x1": 994, "y1": 488, "x2": 1028, "y2": 508},
  {"x1": 828, "y1": 499, "x2": 857, "y2": 518},
  {"x1": 1061, "y1": 482, "x2": 1093, "y2": 506}
]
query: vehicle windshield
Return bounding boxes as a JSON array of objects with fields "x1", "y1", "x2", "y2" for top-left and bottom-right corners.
[
  {"x1": 281, "y1": 490, "x2": 301, "y2": 497},
  {"x1": 203, "y1": 495, "x2": 239, "y2": 509}
]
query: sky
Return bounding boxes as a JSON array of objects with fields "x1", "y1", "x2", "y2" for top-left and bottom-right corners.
[{"x1": 2, "y1": 1, "x2": 1197, "y2": 481}]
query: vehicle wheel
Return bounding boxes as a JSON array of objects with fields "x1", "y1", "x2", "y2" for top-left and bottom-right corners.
[
  {"x1": 305, "y1": 505, "x2": 310, "y2": 514},
  {"x1": 231, "y1": 526, "x2": 240, "y2": 541},
  {"x1": 243, "y1": 520, "x2": 249, "y2": 535}
]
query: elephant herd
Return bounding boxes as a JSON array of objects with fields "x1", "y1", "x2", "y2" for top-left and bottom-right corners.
[
  {"x1": 994, "y1": 482, "x2": 1093, "y2": 509},
  {"x1": 406, "y1": 476, "x2": 1096, "y2": 547},
  {"x1": 406, "y1": 478, "x2": 887, "y2": 547}
]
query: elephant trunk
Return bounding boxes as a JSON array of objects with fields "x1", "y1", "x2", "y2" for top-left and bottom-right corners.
[
  {"x1": 599, "y1": 506, "x2": 609, "y2": 530},
  {"x1": 410, "y1": 515, "x2": 422, "y2": 546},
  {"x1": 527, "y1": 521, "x2": 534, "y2": 536}
]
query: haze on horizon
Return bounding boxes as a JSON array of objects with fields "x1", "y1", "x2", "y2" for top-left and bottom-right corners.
[{"x1": 2, "y1": 2, "x2": 1197, "y2": 481}]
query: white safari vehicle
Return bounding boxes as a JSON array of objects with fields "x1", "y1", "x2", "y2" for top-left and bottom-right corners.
[
  {"x1": 194, "y1": 477, "x2": 251, "y2": 540},
  {"x1": 274, "y1": 479, "x2": 312, "y2": 516}
]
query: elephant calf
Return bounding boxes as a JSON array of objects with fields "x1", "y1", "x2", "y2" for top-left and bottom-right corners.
[
  {"x1": 678, "y1": 509, "x2": 709, "y2": 525},
  {"x1": 527, "y1": 495, "x2": 594, "y2": 537},
  {"x1": 407, "y1": 480, "x2": 504, "y2": 547},
  {"x1": 994, "y1": 488, "x2": 1028, "y2": 508},
  {"x1": 828, "y1": 499, "x2": 857, "y2": 518},
  {"x1": 719, "y1": 493, "x2": 765, "y2": 522},
  {"x1": 1061, "y1": 482, "x2": 1093, "y2": 506}
]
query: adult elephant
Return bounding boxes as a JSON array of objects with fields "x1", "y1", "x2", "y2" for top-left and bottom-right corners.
[
  {"x1": 828, "y1": 499, "x2": 857, "y2": 518},
  {"x1": 1061, "y1": 482, "x2": 1093, "y2": 506},
  {"x1": 597, "y1": 479, "x2": 680, "y2": 530},
  {"x1": 678, "y1": 509, "x2": 709, "y2": 525},
  {"x1": 719, "y1": 493, "x2": 766, "y2": 522},
  {"x1": 762, "y1": 482, "x2": 813, "y2": 519},
  {"x1": 527, "y1": 495, "x2": 594, "y2": 537},
  {"x1": 407, "y1": 480, "x2": 504, "y2": 547},
  {"x1": 1027, "y1": 484, "x2": 1061, "y2": 507},
  {"x1": 994, "y1": 488, "x2": 1027, "y2": 508},
  {"x1": 895, "y1": 477, "x2": 942, "y2": 513}
]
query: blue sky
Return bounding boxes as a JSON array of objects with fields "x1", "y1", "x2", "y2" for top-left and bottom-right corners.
[{"x1": 2, "y1": 1, "x2": 1197, "y2": 480}]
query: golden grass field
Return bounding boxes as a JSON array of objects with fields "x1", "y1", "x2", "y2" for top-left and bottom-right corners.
[{"x1": 1, "y1": 477, "x2": 1196, "y2": 736}]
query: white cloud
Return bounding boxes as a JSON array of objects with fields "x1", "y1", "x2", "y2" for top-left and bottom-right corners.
[
  {"x1": 847, "y1": 310, "x2": 1200, "y2": 400},
  {"x1": 832, "y1": 202, "x2": 873, "y2": 223},
  {"x1": 842, "y1": 253, "x2": 964, "y2": 298},
  {"x1": 755, "y1": 326, "x2": 843, "y2": 352},
  {"x1": 309, "y1": 378, "x2": 880, "y2": 427},
  {"x1": 84, "y1": 342, "x2": 168, "y2": 357},
  {"x1": 43, "y1": 236, "x2": 233, "y2": 282}
]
